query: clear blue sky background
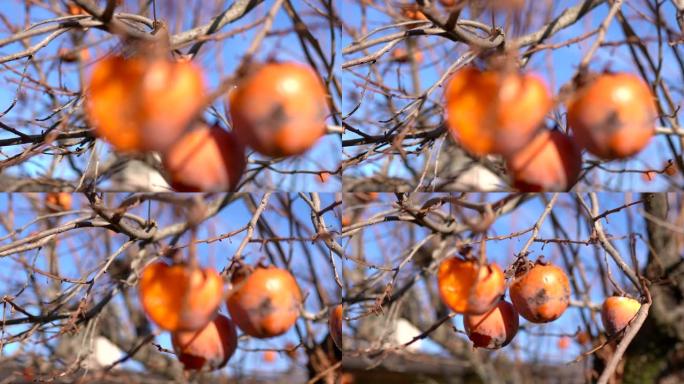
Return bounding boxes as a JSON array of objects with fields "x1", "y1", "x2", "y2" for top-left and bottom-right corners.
[
  {"x1": 0, "y1": 193, "x2": 340, "y2": 377},
  {"x1": 342, "y1": 1, "x2": 683, "y2": 191},
  {"x1": 344, "y1": 193, "x2": 650, "y2": 365},
  {"x1": 0, "y1": 0, "x2": 341, "y2": 192}
]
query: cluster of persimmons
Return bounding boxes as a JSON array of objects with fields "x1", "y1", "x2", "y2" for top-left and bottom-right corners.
[
  {"x1": 136, "y1": 258, "x2": 342, "y2": 371},
  {"x1": 84, "y1": 34, "x2": 329, "y2": 191},
  {"x1": 437, "y1": 253, "x2": 642, "y2": 349},
  {"x1": 397, "y1": 2, "x2": 659, "y2": 191},
  {"x1": 443, "y1": 65, "x2": 658, "y2": 191}
]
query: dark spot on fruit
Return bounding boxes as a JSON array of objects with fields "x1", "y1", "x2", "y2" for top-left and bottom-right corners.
[
  {"x1": 529, "y1": 288, "x2": 549, "y2": 306},
  {"x1": 470, "y1": 332, "x2": 493, "y2": 348}
]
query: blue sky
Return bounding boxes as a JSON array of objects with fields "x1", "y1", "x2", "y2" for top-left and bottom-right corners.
[
  {"x1": 341, "y1": 1, "x2": 684, "y2": 191},
  {"x1": 342, "y1": 193, "x2": 651, "y2": 364},
  {"x1": 0, "y1": 0, "x2": 341, "y2": 192},
  {"x1": 0, "y1": 193, "x2": 341, "y2": 377}
]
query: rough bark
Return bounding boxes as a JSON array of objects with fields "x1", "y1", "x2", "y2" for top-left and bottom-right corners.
[{"x1": 621, "y1": 194, "x2": 684, "y2": 383}]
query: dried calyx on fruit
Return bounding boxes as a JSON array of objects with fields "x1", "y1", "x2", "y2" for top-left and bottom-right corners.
[
  {"x1": 227, "y1": 263, "x2": 303, "y2": 338},
  {"x1": 510, "y1": 257, "x2": 570, "y2": 323}
]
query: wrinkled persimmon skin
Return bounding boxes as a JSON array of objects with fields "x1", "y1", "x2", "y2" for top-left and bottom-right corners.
[
  {"x1": 86, "y1": 56, "x2": 205, "y2": 152},
  {"x1": 567, "y1": 73, "x2": 657, "y2": 160},
  {"x1": 229, "y1": 62, "x2": 328, "y2": 157},
  {"x1": 445, "y1": 67, "x2": 552, "y2": 156},
  {"x1": 171, "y1": 314, "x2": 238, "y2": 371},
  {"x1": 329, "y1": 304, "x2": 343, "y2": 349},
  {"x1": 163, "y1": 124, "x2": 246, "y2": 192},
  {"x1": 227, "y1": 266, "x2": 303, "y2": 338},
  {"x1": 506, "y1": 130, "x2": 582, "y2": 192},
  {"x1": 601, "y1": 296, "x2": 641, "y2": 336},
  {"x1": 510, "y1": 263, "x2": 570, "y2": 323},
  {"x1": 139, "y1": 262, "x2": 224, "y2": 332},
  {"x1": 464, "y1": 300, "x2": 519, "y2": 349},
  {"x1": 437, "y1": 258, "x2": 505, "y2": 315}
]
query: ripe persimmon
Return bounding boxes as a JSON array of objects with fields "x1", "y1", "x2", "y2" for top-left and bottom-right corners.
[
  {"x1": 642, "y1": 171, "x2": 655, "y2": 182},
  {"x1": 318, "y1": 171, "x2": 331, "y2": 183},
  {"x1": 392, "y1": 48, "x2": 424, "y2": 64},
  {"x1": 464, "y1": 300, "x2": 519, "y2": 349},
  {"x1": 162, "y1": 124, "x2": 246, "y2": 192},
  {"x1": 67, "y1": 5, "x2": 85, "y2": 15},
  {"x1": 664, "y1": 161, "x2": 678, "y2": 176},
  {"x1": 284, "y1": 342, "x2": 299, "y2": 360},
  {"x1": 445, "y1": 67, "x2": 552, "y2": 156},
  {"x1": 45, "y1": 192, "x2": 72, "y2": 212},
  {"x1": 510, "y1": 260, "x2": 570, "y2": 323},
  {"x1": 229, "y1": 62, "x2": 328, "y2": 157},
  {"x1": 171, "y1": 314, "x2": 238, "y2": 371},
  {"x1": 505, "y1": 130, "x2": 582, "y2": 191},
  {"x1": 227, "y1": 266, "x2": 303, "y2": 338},
  {"x1": 558, "y1": 336, "x2": 571, "y2": 350},
  {"x1": 437, "y1": 257, "x2": 505, "y2": 315},
  {"x1": 401, "y1": 5, "x2": 427, "y2": 20},
  {"x1": 329, "y1": 304, "x2": 343, "y2": 349},
  {"x1": 59, "y1": 48, "x2": 89, "y2": 63},
  {"x1": 567, "y1": 73, "x2": 657, "y2": 160},
  {"x1": 86, "y1": 56, "x2": 206, "y2": 152},
  {"x1": 490, "y1": 0, "x2": 525, "y2": 10},
  {"x1": 577, "y1": 331, "x2": 590, "y2": 345},
  {"x1": 601, "y1": 296, "x2": 641, "y2": 336},
  {"x1": 263, "y1": 350, "x2": 277, "y2": 363},
  {"x1": 139, "y1": 262, "x2": 223, "y2": 331}
]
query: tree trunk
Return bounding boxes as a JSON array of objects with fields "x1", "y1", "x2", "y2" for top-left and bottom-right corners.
[{"x1": 621, "y1": 194, "x2": 684, "y2": 383}]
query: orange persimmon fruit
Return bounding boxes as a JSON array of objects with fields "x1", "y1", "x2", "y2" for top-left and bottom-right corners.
[
  {"x1": 392, "y1": 48, "x2": 424, "y2": 64},
  {"x1": 318, "y1": 171, "x2": 331, "y2": 183},
  {"x1": 445, "y1": 67, "x2": 552, "y2": 156},
  {"x1": 67, "y1": 5, "x2": 85, "y2": 15},
  {"x1": 162, "y1": 124, "x2": 246, "y2": 192},
  {"x1": 601, "y1": 296, "x2": 641, "y2": 336},
  {"x1": 171, "y1": 314, "x2": 238, "y2": 371},
  {"x1": 45, "y1": 192, "x2": 72, "y2": 212},
  {"x1": 567, "y1": 73, "x2": 657, "y2": 160},
  {"x1": 263, "y1": 350, "x2": 277, "y2": 363},
  {"x1": 664, "y1": 161, "x2": 678, "y2": 176},
  {"x1": 505, "y1": 130, "x2": 583, "y2": 191},
  {"x1": 437, "y1": 257, "x2": 505, "y2": 315},
  {"x1": 227, "y1": 266, "x2": 303, "y2": 338},
  {"x1": 138, "y1": 262, "x2": 224, "y2": 332},
  {"x1": 577, "y1": 331, "x2": 591, "y2": 345},
  {"x1": 329, "y1": 304, "x2": 343, "y2": 349},
  {"x1": 400, "y1": 5, "x2": 427, "y2": 20},
  {"x1": 86, "y1": 55, "x2": 206, "y2": 152},
  {"x1": 510, "y1": 260, "x2": 570, "y2": 323},
  {"x1": 229, "y1": 62, "x2": 328, "y2": 157},
  {"x1": 464, "y1": 300, "x2": 519, "y2": 349}
]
